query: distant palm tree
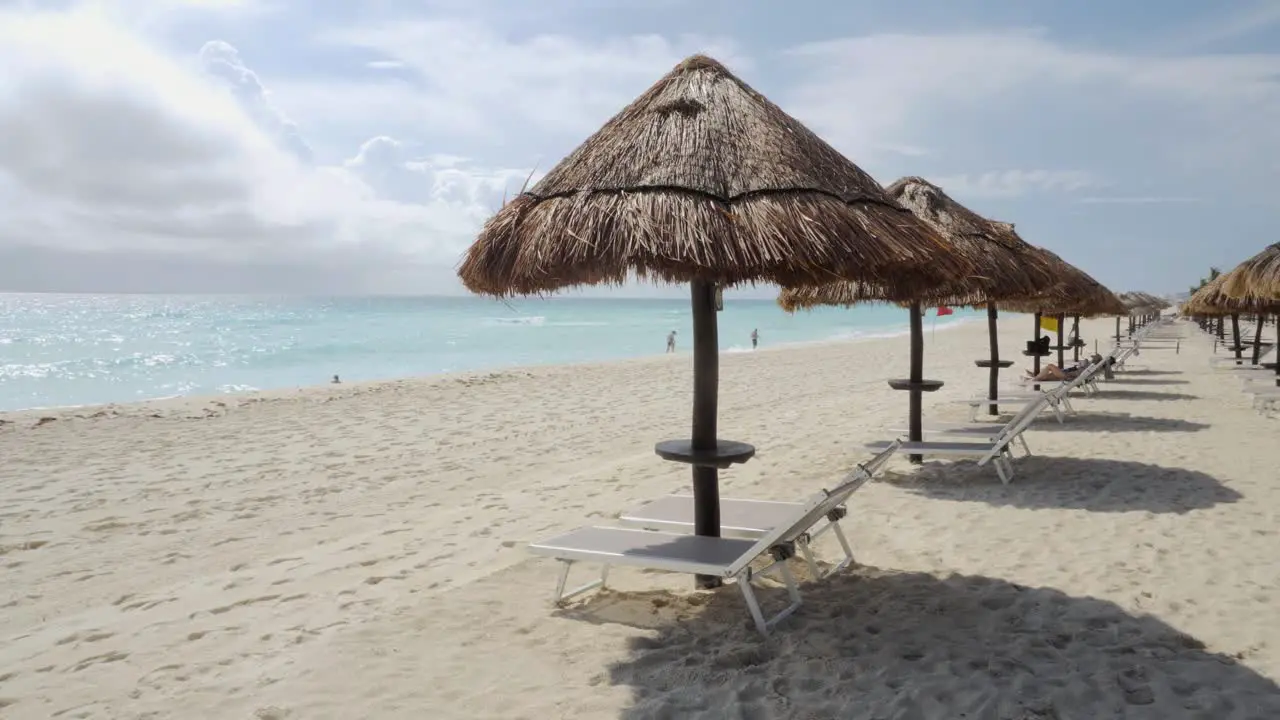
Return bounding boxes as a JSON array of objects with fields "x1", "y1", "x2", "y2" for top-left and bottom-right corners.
[{"x1": 1190, "y1": 266, "x2": 1222, "y2": 294}]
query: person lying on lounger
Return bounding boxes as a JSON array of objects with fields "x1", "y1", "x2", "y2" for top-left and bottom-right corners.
[{"x1": 1025, "y1": 353, "x2": 1103, "y2": 382}]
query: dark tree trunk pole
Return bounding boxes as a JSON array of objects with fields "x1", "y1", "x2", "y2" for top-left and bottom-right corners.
[
  {"x1": 1231, "y1": 314, "x2": 1242, "y2": 364},
  {"x1": 1115, "y1": 316, "x2": 1121, "y2": 342},
  {"x1": 1218, "y1": 316, "x2": 1226, "y2": 339},
  {"x1": 987, "y1": 304, "x2": 1000, "y2": 417},
  {"x1": 1072, "y1": 316, "x2": 1082, "y2": 363},
  {"x1": 908, "y1": 303, "x2": 924, "y2": 464},
  {"x1": 1033, "y1": 312, "x2": 1043, "y2": 392},
  {"x1": 1275, "y1": 314, "x2": 1279, "y2": 386},
  {"x1": 1253, "y1": 316, "x2": 1264, "y2": 365},
  {"x1": 689, "y1": 279, "x2": 721, "y2": 588},
  {"x1": 1056, "y1": 314, "x2": 1065, "y2": 368}
]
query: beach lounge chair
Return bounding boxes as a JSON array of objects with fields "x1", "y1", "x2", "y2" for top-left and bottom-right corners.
[
  {"x1": 888, "y1": 392, "x2": 1047, "y2": 458},
  {"x1": 1014, "y1": 356, "x2": 1106, "y2": 396},
  {"x1": 528, "y1": 461, "x2": 888, "y2": 635},
  {"x1": 616, "y1": 442, "x2": 899, "y2": 579},
  {"x1": 870, "y1": 391, "x2": 1051, "y2": 483},
  {"x1": 956, "y1": 362, "x2": 1097, "y2": 422}
]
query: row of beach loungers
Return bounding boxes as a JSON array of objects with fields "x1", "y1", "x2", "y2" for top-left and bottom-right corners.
[
  {"x1": 1205, "y1": 320, "x2": 1279, "y2": 408},
  {"x1": 529, "y1": 319, "x2": 1171, "y2": 634}
]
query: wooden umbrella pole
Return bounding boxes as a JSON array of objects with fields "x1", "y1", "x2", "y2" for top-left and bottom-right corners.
[
  {"x1": 1056, "y1": 314, "x2": 1065, "y2": 368},
  {"x1": 987, "y1": 304, "x2": 1000, "y2": 417},
  {"x1": 1072, "y1": 316, "x2": 1082, "y2": 363},
  {"x1": 1115, "y1": 316, "x2": 1121, "y2": 342},
  {"x1": 1275, "y1": 313, "x2": 1280, "y2": 386},
  {"x1": 689, "y1": 279, "x2": 721, "y2": 588},
  {"x1": 1253, "y1": 316, "x2": 1264, "y2": 365},
  {"x1": 908, "y1": 303, "x2": 924, "y2": 464},
  {"x1": 1032, "y1": 312, "x2": 1043, "y2": 392},
  {"x1": 1231, "y1": 314, "x2": 1242, "y2": 363}
]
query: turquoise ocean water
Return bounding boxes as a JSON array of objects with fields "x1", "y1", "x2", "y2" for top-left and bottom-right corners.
[{"x1": 0, "y1": 294, "x2": 977, "y2": 411}]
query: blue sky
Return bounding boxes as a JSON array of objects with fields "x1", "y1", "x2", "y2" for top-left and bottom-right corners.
[{"x1": 0, "y1": 0, "x2": 1277, "y2": 296}]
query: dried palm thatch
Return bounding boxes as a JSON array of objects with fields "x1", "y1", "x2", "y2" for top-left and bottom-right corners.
[
  {"x1": 1184, "y1": 274, "x2": 1280, "y2": 316},
  {"x1": 1221, "y1": 243, "x2": 1280, "y2": 302},
  {"x1": 972, "y1": 248, "x2": 1126, "y2": 317},
  {"x1": 775, "y1": 178, "x2": 1056, "y2": 310},
  {"x1": 457, "y1": 55, "x2": 972, "y2": 297},
  {"x1": 1117, "y1": 291, "x2": 1166, "y2": 314}
]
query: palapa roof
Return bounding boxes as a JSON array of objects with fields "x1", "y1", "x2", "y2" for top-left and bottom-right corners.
[
  {"x1": 989, "y1": 248, "x2": 1127, "y2": 317},
  {"x1": 1123, "y1": 291, "x2": 1170, "y2": 313},
  {"x1": 776, "y1": 177, "x2": 1056, "y2": 311},
  {"x1": 456, "y1": 55, "x2": 972, "y2": 297},
  {"x1": 1184, "y1": 274, "x2": 1279, "y2": 316},
  {"x1": 1221, "y1": 243, "x2": 1280, "y2": 303}
]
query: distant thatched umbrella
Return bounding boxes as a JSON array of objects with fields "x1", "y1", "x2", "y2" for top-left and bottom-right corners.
[
  {"x1": 1216, "y1": 245, "x2": 1280, "y2": 367},
  {"x1": 1186, "y1": 274, "x2": 1279, "y2": 370},
  {"x1": 1117, "y1": 291, "x2": 1169, "y2": 339},
  {"x1": 991, "y1": 249, "x2": 1126, "y2": 373},
  {"x1": 779, "y1": 177, "x2": 1057, "y2": 449},
  {"x1": 457, "y1": 55, "x2": 971, "y2": 585},
  {"x1": 1222, "y1": 243, "x2": 1280, "y2": 303}
]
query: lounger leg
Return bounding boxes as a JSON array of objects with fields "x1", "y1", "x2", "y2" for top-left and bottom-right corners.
[
  {"x1": 994, "y1": 454, "x2": 1013, "y2": 484},
  {"x1": 969, "y1": 404, "x2": 978, "y2": 422},
  {"x1": 552, "y1": 559, "x2": 607, "y2": 605},
  {"x1": 830, "y1": 522, "x2": 855, "y2": 573},
  {"x1": 554, "y1": 560, "x2": 572, "y2": 604},
  {"x1": 778, "y1": 561, "x2": 803, "y2": 610},
  {"x1": 1061, "y1": 396, "x2": 1075, "y2": 414},
  {"x1": 1051, "y1": 401, "x2": 1065, "y2": 424},
  {"x1": 798, "y1": 539, "x2": 821, "y2": 580},
  {"x1": 1018, "y1": 433, "x2": 1032, "y2": 457},
  {"x1": 737, "y1": 575, "x2": 771, "y2": 636}
]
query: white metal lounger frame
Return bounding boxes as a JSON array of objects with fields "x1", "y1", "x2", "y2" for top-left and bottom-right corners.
[
  {"x1": 898, "y1": 392, "x2": 1045, "y2": 458},
  {"x1": 531, "y1": 469, "x2": 883, "y2": 635},
  {"x1": 881, "y1": 392, "x2": 1052, "y2": 483},
  {"x1": 1031, "y1": 356, "x2": 1108, "y2": 397},
  {"x1": 963, "y1": 362, "x2": 1094, "y2": 423},
  {"x1": 615, "y1": 442, "x2": 900, "y2": 579}
]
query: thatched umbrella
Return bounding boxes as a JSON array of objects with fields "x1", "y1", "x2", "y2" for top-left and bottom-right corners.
[
  {"x1": 993, "y1": 249, "x2": 1126, "y2": 382},
  {"x1": 457, "y1": 55, "x2": 972, "y2": 586},
  {"x1": 1187, "y1": 272, "x2": 1279, "y2": 372},
  {"x1": 1218, "y1": 244, "x2": 1280, "y2": 366},
  {"x1": 1222, "y1": 243, "x2": 1280, "y2": 304},
  {"x1": 779, "y1": 178, "x2": 1057, "y2": 448}
]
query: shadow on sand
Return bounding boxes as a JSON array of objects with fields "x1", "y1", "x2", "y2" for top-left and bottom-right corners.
[
  {"x1": 1118, "y1": 370, "x2": 1182, "y2": 377},
  {"x1": 597, "y1": 568, "x2": 1280, "y2": 719},
  {"x1": 881, "y1": 457, "x2": 1240, "y2": 513},
  {"x1": 1026, "y1": 413, "x2": 1209, "y2": 433},
  {"x1": 1092, "y1": 389, "x2": 1199, "y2": 402}
]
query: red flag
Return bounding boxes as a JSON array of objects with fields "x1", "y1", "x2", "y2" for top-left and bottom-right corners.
[{"x1": 936, "y1": 306, "x2": 954, "y2": 317}]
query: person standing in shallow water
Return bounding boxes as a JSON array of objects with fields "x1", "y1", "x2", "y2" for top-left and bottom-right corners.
[
  {"x1": 666, "y1": 330, "x2": 677, "y2": 353},
  {"x1": 751, "y1": 328, "x2": 758, "y2": 349}
]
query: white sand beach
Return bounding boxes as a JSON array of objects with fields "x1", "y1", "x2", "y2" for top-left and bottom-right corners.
[{"x1": 1, "y1": 317, "x2": 1278, "y2": 719}]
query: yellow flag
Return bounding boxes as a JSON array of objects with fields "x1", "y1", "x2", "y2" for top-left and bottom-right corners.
[{"x1": 1040, "y1": 316, "x2": 1059, "y2": 333}]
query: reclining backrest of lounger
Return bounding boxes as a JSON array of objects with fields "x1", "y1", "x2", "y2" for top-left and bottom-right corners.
[
  {"x1": 1003, "y1": 393, "x2": 1051, "y2": 442},
  {"x1": 859, "y1": 439, "x2": 902, "y2": 477},
  {"x1": 723, "y1": 468, "x2": 881, "y2": 576},
  {"x1": 998, "y1": 393, "x2": 1050, "y2": 435}
]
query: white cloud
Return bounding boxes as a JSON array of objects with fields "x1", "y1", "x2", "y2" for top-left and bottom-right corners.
[
  {"x1": 930, "y1": 170, "x2": 1095, "y2": 199},
  {"x1": 1076, "y1": 196, "x2": 1201, "y2": 205},
  {"x1": 0, "y1": 6, "x2": 531, "y2": 292},
  {"x1": 318, "y1": 20, "x2": 747, "y2": 142},
  {"x1": 783, "y1": 29, "x2": 1280, "y2": 183}
]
